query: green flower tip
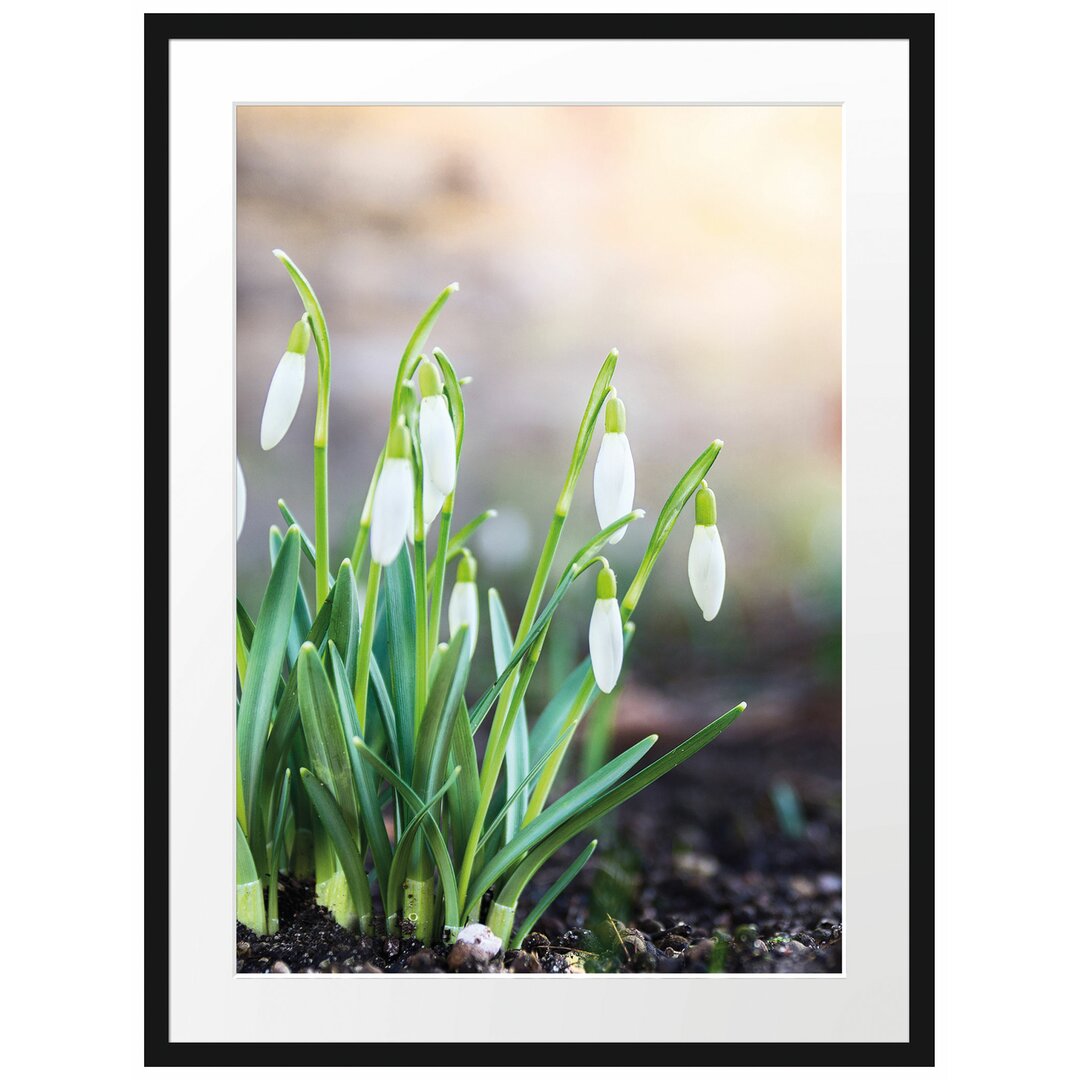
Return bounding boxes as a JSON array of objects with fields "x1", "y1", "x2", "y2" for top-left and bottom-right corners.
[
  {"x1": 298, "y1": 766, "x2": 311, "y2": 778},
  {"x1": 457, "y1": 549, "x2": 477, "y2": 583},
  {"x1": 596, "y1": 565, "x2": 618, "y2": 600},
  {"x1": 398, "y1": 380, "x2": 418, "y2": 415},
  {"x1": 418, "y1": 357, "x2": 444, "y2": 398},
  {"x1": 286, "y1": 317, "x2": 311, "y2": 355},
  {"x1": 604, "y1": 393, "x2": 627, "y2": 434},
  {"x1": 388, "y1": 418, "x2": 412, "y2": 459},
  {"x1": 299, "y1": 640, "x2": 317, "y2": 656},
  {"x1": 695, "y1": 483, "x2": 717, "y2": 527},
  {"x1": 712, "y1": 438, "x2": 725, "y2": 451}
]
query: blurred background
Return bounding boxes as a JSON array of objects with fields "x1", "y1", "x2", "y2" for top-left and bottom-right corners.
[{"x1": 236, "y1": 105, "x2": 841, "y2": 750}]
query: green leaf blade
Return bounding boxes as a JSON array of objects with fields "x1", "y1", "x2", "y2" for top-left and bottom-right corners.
[{"x1": 237, "y1": 526, "x2": 302, "y2": 854}]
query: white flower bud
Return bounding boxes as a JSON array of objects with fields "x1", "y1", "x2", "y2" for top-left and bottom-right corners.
[
  {"x1": 589, "y1": 566, "x2": 623, "y2": 693},
  {"x1": 448, "y1": 551, "x2": 479, "y2": 657},
  {"x1": 688, "y1": 483, "x2": 725, "y2": 621},
  {"x1": 260, "y1": 319, "x2": 311, "y2": 450},
  {"x1": 422, "y1": 467, "x2": 444, "y2": 534},
  {"x1": 418, "y1": 360, "x2": 457, "y2": 498},
  {"x1": 371, "y1": 425, "x2": 414, "y2": 566},
  {"x1": 593, "y1": 394, "x2": 635, "y2": 543}
]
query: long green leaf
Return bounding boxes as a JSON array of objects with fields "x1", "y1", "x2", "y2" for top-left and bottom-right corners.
[
  {"x1": 384, "y1": 767, "x2": 461, "y2": 929},
  {"x1": 509, "y1": 839, "x2": 598, "y2": 950},
  {"x1": 236, "y1": 599, "x2": 256, "y2": 651},
  {"x1": 383, "y1": 544, "x2": 416, "y2": 775},
  {"x1": 276, "y1": 499, "x2": 324, "y2": 577},
  {"x1": 367, "y1": 652, "x2": 400, "y2": 775},
  {"x1": 296, "y1": 642, "x2": 361, "y2": 846},
  {"x1": 496, "y1": 703, "x2": 747, "y2": 908},
  {"x1": 489, "y1": 589, "x2": 529, "y2": 841},
  {"x1": 237, "y1": 526, "x2": 301, "y2": 858},
  {"x1": 327, "y1": 643, "x2": 392, "y2": 901},
  {"x1": 270, "y1": 524, "x2": 313, "y2": 668},
  {"x1": 447, "y1": 700, "x2": 481, "y2": 858},
  {"x1": 393, "y1": 283, "x2": 459, "y2": 417},
  {"x1": 258, "y1": 584, "x2": 335, "y2": 804},
  {"x1": 328, "y1": 559, "x2": 359, "y2": 690},
  {"x1": 353, "y1": 738, "x2": 462, "y2": 928},
  {"x1": 467, "y1": 571, "x2": 575, "y2": 732},
  {"x1": 412, "y1": 627, "x2": 470, "y2": 798},
  {"x1": 464, "y1": 735, "x2": 657, "y2": 914},
  {"x1": 300, "y1": 769, "x2": 372, "y2": 930},
  {"x1": 479, "y1": 721, "x2": 579, "y2": 851},
  {"x1": 236, "y1": 820, "x2": 266, "y2": 934}
]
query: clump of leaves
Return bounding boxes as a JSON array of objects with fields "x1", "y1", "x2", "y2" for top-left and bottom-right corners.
[{"x1": 236, "y1": 252, "x2": 745, "y2": 948}]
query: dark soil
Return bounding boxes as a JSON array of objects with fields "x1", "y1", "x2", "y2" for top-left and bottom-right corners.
[{"x1": 237, "y1": 724, "x2": 841, "y2": 974}]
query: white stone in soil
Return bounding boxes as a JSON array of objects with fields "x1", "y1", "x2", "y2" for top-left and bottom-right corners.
[{"x1": 455, "y1": 922, "x2": 503, "y2": 959}]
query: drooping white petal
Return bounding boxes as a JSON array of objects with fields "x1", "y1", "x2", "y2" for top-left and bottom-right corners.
[
  {"x1": 422, "y1": 467, "x2": 444, "y2": 533},
  {"x1": 370, "y1": 457, "x2": 414, "y2": 566},
  {"x1": 448, "y1": 580, "x2": 480, "y2": 658},
  {"x1": 236, "y1": 458, "x2": 247, "y2": 540},
  {"x1": 260, "y1": 350, "x2": 306, "y2": 450},
  {"x1": 688, "y1": 524, "x2": 726, "y2": 621},
  {"x1": 593, "y1": 432, "x2": 635, "y2": 543},
  {"x1": 589, "y1": 596, "x2": 624, "y2": 693},
  {"x1": 419, "y1": 394, "x2": 457, "y2": 497}
]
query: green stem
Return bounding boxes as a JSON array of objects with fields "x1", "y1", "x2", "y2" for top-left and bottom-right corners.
[
  {"x1": 313, "y1": 442, "x2": 330, "y2": 609},
  {"x1": 456, "y1": 513, "x2": 565, "y2": 909},
  {"x1": 458, "y1": 351, "x2": 618, "y2": 910},
  {"x1": 414, "y1": 532, "x2": 428, "y2": 734},
  {"x1": 403, "y1": 876, "x2": 437, "y2": 944},
  {"x1": 427, "y1": 497, "x2": 453, "y2": 656},
  {"x1": 350, "y1": 449, "x2": 383, "y2": 569},
  {"x1": 521, "y1": 444, "x2": 726, "y2": 823},
  {"x1": 353, "y1": 559, "x2": 382, "y2": 736},
  {"x1": 267, "y1": 865, "x2": 280, "y2": 934},
  {"x1": 486, "y1": 901, "x2": 516, "y2": 946},
  {"x1": 522, "y1": 675, "x2": 594, "y2": 824}
]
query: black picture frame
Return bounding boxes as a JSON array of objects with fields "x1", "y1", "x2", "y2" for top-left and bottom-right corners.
[{"x1": 146, "y1": 12, "x2": 934, "y2": 1067}]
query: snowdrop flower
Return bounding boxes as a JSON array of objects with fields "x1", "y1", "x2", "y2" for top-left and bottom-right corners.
[
  {"x1": 417, "y1": 358, "x2": 457, "y2": 499},
  {"x1": 260, "y1": 317, "x2": 312, "y2": 450},
  {"x1": 688, "y1": 481, "x2": 726, "y2": 621},
  {"x1": 422, "y1": 468, "x2": 444, "y2": 535},
  {"x1": 593, "y1": 391, "x2": 635, "y2": 543},
  {"x1": 370, "y1": 420, "x2": 414, "y2": 566},
  {"x1": 236, "y1": 458, "x2": 247, "y2": 540},
  {"x1": 448, "y1": 550, "x2": 479, "y2": 658},
  {"x1": 588, "y1": 564, "x2": 623, "y2": 694}
]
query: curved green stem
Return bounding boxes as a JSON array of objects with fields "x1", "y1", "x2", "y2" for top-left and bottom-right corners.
[
  {"x1": 353, "y1": 559, "x2": 382, "y2": 736},
  {"x1": 274, "y1": 251, "x2": 333, "y2": 610},
  {"x1": 427, "y1": 496, "x2": 453, "y2": 656}
]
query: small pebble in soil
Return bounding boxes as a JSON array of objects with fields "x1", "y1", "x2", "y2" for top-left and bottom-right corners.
[{"x1": 455, "y1": 923, "x2": 503, "y2": 960}]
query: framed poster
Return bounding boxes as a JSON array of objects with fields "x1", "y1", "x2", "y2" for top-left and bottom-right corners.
[{"x1": 148, "y1": 12, "x2": 933, "y2": 1066}]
